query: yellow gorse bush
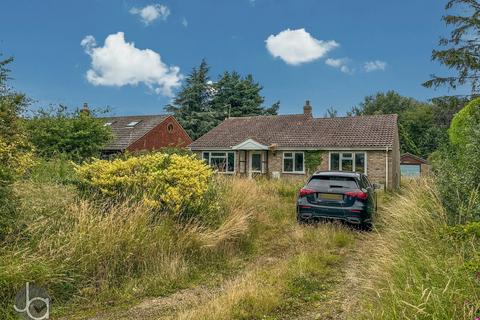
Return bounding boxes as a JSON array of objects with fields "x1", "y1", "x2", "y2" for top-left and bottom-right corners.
[
  {"x1": 74, "y1": 152, "x2": 214, "y2": 214},
  {"x1": 0, "y1": 137, "x2": 35, "y2": 180}
]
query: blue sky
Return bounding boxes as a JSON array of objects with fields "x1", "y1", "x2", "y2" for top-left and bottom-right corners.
[{"x1": 0, "y1": 0, "x2": 459, "y2": 117}]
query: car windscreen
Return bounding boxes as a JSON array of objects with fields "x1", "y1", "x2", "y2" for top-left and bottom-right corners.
[{"x1": 307, "y1": 176, "x2": 358, "y2": 189}]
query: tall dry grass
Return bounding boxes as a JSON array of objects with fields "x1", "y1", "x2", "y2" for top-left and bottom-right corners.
[
  {"x1": 347, "y1": 178, "x2": 480, "y2": 319},
  {"x1": 0, "y1": 177, "x2": 266, "y2": 319}
]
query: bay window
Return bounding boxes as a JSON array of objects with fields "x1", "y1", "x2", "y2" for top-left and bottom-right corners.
[
  {"x1": 202, "y1": 151, "x2": 235, "y2": 173},
  {"x1": 330, "y1": 152, "x2": 366, "y2": 173}
]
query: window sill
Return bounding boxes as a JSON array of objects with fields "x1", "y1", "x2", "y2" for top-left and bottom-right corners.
[
  {"x1": 215, "y1": 171, "x2": 236, "y2": 175},
  {"x1": 282, "y1": 171, "x2": 306, "y2": 174}
]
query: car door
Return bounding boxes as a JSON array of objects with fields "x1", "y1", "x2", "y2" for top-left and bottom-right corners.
[
  {"x1": 360, "y1": 175, "x2": 375, "y2": 215},
  {"x1": 364, "y1": 175, "x2": 377, "y2": 213}
]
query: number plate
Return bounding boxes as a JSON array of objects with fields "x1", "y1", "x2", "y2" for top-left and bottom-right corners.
[{"x1": 318, "y1": 193, "x2": 343, "y2": 201}]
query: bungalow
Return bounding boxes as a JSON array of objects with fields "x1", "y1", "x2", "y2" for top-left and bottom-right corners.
[
  {"x1": 100, "y1": 114, "x2": 192, "y2": 156},
  {"x1": 189, "y1": 101, "x2": 400, "y2": 189}
]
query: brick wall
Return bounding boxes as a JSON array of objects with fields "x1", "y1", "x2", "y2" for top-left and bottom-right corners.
[
  {"x1": 127, "y1": 116, "x2": 192, "y2": 152},
  {"x1": 194, "y1": 148, "x2": 399, "y2": 189}
]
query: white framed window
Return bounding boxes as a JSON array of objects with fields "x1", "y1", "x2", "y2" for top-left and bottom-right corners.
[
  {"x1": 329, "y1": 152, "x2": 367, "y2": 173},
  {"x1": 202, "y1": 151, "x2": 235, "y2": 174},
  {"x1": 282, "y1": 151, "x2": 304, "y2": 173}
]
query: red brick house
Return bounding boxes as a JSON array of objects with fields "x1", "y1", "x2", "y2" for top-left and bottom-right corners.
[
  {"x1": 189, "y1": 101, "x2": 400, "y2": 190},
  {"x1": 101, "y1": 115, "x2": 192, "y2": 156}
]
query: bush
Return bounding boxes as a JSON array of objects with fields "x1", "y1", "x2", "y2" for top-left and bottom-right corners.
[
  {"x1": 0, "y1": 57, "x2": 35, "y2": 239},
  {"x1": 24, "y1": 105, "x2": 112, "y2": 162},
  {"x1": 433, "y1": 98, "x2": 480, "y2": 223},
  {"x1": 74, "y1": 152, "x2": 217, "y2": 223}
]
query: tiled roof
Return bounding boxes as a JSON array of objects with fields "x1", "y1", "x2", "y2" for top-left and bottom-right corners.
[
  {"x1": 101, "y1": 115, "x2": 169, "y2": 150},
  {"x1": 189, "y1": 113, "x2": 398, "y2": 149}
]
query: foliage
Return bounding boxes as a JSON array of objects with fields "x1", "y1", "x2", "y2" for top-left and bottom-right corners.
[
  {"x1": 304, "y1": 150, "x2": 323, "y2": 174},
  {"x1": 323, "y1": 106, "x2": 338, "y2": 118},
  {"x1": 351, "y1": 179, "x2": 480, "y2": 319},
  {"x1": 0, "y1": 174, "x2": 310, "y2": 319},
  {"x1": 211, "y1": 71, "x2": 279, "y2": 119},
  {"x1": 430, "y1": 95, "x2": 468, "y2": 127},
  {"x1": 24, "y1": 105, "x2": 112, "y2": 162},
  {"x1": 165, "y1": 60, "x2": 214, "y2": 140},
  {"x1": 423, "y1": 0, "x2": 480, "y2": 94},
  {"x1": 166, "y1": 60, "x2": 279, "y2": 140},
  {"x1": 448, "y1": 97, "x2": 480, "y2": 146},
  {"x1": 74, "y1": 152, "x2": 216, "y2": 221},
  {"x1": 433, "y1": 98, "x2": 480, "y2": 223},
  {"x1": 349, "y1": 90, "x2": 460, "y2": 158},
  {"x1": 0, "y1": 56, "x2": 34, "y2": 238}
]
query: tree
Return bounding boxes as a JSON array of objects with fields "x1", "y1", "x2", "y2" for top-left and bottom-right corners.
[
  {"x1": 25, "y1": 105, "x2": 112, "y2": 162},
  {"x1": 166, "y1": 60, "x2": 279, "y2": 140},
  {"x1": 211, "y1": 71, "x2": 278, "y2": 119},
  {"x1": 349, "y1": 91, "x2": 449, "y2": 158},
  {"x1": 324, "y1": 106, "x2": 338, "y2": 118},
  {"x1": 0, "y1": 56, "x2": 34, "y2": 238},
  {"x1": 430, "y1": 96, "x2": 468, "y2": 127},
  {"x1": 165, "y1": 60, "x2": 214, "y2": 140},
  {"x1": 0, "y1": 56, "x2": 33, "y2": 183},
  {"x1": 423, "y1": 0, "x2": 480, "y2": 94}
]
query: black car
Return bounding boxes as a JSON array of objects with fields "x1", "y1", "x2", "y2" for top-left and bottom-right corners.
[{"x1": 296, "y1": 171, "x2": 378, "y2": 229}]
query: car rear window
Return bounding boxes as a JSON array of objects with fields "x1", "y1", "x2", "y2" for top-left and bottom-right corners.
[{"x1": 307, "y1": 176, "x2": 358, "y2": 189}]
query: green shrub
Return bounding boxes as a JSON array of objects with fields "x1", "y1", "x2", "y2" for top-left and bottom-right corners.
[
  {"x1": 448, "y1": 97, "x2": 480, "y2": 147},
  {"x1": 24, "y1": 105, "x2": 112, "y2": 162},
  {"x1": 433, "y1": 98, "x2": 480, "y2": 223}
]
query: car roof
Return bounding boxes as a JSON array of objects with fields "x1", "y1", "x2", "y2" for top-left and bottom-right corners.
[{"x1": 312, "y1": 171, "x2": 361, "y2": 178}]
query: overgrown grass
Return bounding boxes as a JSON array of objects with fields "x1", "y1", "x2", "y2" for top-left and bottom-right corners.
[
  {"x1": 348, "y1": 178, "x2": 480, "y2": 320},
  {"x1": 0, "y1": 160, "x2": 356, "y2": 319},
  {"x1": 0, "y1": 171, "x2": 267, "y2": 319},
  {"x1": 176, "y1": 225, "x2": 353, "y2": 320}
]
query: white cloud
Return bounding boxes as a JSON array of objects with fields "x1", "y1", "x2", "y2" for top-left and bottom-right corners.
[
  {"x1": 130, "y1": 4, "x2": 170, "y2": 25},
  {"x1": 325, "y1": 58, "x2": 353, "y2": 74},
  {"x1": 364, "y1": 60, "x2": 387, "y2": 72},
  {"x1": 182, "y1": 17, "x2": 188, "y2": 27},
  {"x1": 81, "y1": 32, "x2": 182, "y2": 97},
  {"x1": 265, "y1": 28, "x2": 338, "y2": 65}
]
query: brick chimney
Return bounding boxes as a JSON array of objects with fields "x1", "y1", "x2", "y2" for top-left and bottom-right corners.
[
  {"x1": 81, "y1": 102, "x2": 90, "y2": 116},
  {"x1": 303, "y1": 100, "x2": 312, "y2": 117}
]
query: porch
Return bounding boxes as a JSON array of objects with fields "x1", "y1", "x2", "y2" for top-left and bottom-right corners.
[{"x1": 233, "y1": 139, "x2": 270, "y2": 178}]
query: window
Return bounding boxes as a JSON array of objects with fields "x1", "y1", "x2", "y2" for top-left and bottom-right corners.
[
  {"x1": 307, "y1": 176, "x2": 358, "y2": 189},
  {"x1": 329, "y1": 152, "x2": 366, "y2": 173},
  {"x1": 251, "y1": 153, "x2": 262, "y2": 172},
  {"x1": 126, "y1": 121, "x2": 140, "y2": 127},
  {"x1": 283, "y1": 152, "x2": 304, "y2": 173},
  {"x1": 202, "y1": 151, "x2": 235, "y2": 173},
  {"x1": 167, "y1": 123, "x2": 174, "y2": 133}
]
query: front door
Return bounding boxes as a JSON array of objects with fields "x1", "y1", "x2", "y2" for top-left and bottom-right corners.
[{"x1": 250, "y1": 152, "x2": 262, "y2": 177}]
